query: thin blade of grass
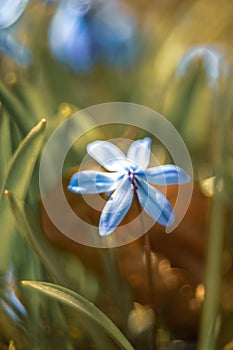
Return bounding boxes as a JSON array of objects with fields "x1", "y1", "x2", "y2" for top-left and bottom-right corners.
[
  {"x1": 0, "y1": 119, "x2": 46, "y2": 272},
  {"x1": 22, "y1": 281, "x2": 135, "y2": 350},
  {"x1": 0, "y1": 80, "x2": 34, "y2": 135}
]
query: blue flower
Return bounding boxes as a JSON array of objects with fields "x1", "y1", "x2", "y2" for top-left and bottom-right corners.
[
  {"x1": 68, "y1": 138, "x2": 190, "y2": 236},
  {"x1": 0, "y1": 0, "x2": 32, "y2": 66},
  {"x1": 0, "y1": 0, "x2": 29, "y2": 29},
  {"x1": 48, "y1": 1, "x2": 94, "y2": 72},
  {"x1": 48, "y1": 0, "x2": 139, "y2": 73},
  {"x1": 0, "y1": 265, "x2": 27, "y2": 323}
]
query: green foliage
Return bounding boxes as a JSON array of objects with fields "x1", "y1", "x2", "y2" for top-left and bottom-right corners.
[
  {"x1": 22, "y1": 281, "x2": 135, "y2": 350},
  {"x1": 0, "y1": 119, "x2": 46, "y2": 273}
]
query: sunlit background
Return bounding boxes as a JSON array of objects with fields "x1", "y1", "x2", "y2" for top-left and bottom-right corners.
[{"x1": 0, "y1": 1, "x2": 233, "y2": 349}]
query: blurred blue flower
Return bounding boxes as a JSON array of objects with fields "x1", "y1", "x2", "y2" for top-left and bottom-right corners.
[
  {"x1": 0, "y1": 265, "x2": 27, "y2": 323},
  {"x1": 0, "y1": 28, "x2": 33, "y2": 66},
  {"x1": 48, "y1": 0, "x2": 139, "y2": 72},
  {"x1": 0, "y1": 0, "x2": 29, "y2": 29},
  {"x1": 68, "y1": 138, "x2": 190, "y2": 236},
  {"x1": 0, "y1": 0, "x2": 32, "y2": 66},
  {"x1": 176, "y1": 45, "x2": 226, "y2": 86}
]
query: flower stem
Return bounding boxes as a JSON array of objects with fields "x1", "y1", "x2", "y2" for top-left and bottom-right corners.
[
  {"x1": 197, "y1": 188, "x2": 225, "y2": 350},
  {"x1": 135, "y1": 193, "x2": 157, "y2": 350},
  {"x1": 143, "y1": 231, "x2": 156, "y2": 309},
  {"x1": 135, "y1": 193, "x2": 156, "y2": 307}
]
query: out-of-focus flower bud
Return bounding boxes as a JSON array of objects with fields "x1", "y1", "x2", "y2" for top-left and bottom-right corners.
[
  {"x1": 176, "y1": 45, "x2": 227, "y2": 86},
  {"x1": 48, "y1": 0, "x2": 140, "y2": 73},
  {"x1": 0, "y1": 0, "x2": 29, "y2": 29},
  {"x1": 163, "y1": 45, "x2": 229, "y2": 154},
  {"x1": 0, "y1": 0, "x2": 32, "y2": 66},
  {"x1": 0, "y1": 28, "x2": 33, "y2": 66},
  {"x1": 0, "y1": 266, "x2": 27, "y2": 324},
  {"x1": 48, "y1": 1, "x2": 94, "y2": 72},
  {"x1": 89, "y1": 1, "x2": 139, "y2": 66}
]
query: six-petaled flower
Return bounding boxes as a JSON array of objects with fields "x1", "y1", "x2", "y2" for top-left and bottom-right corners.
[{"x1": 68, "y1": 137, "x2": 190, "y2": 236}]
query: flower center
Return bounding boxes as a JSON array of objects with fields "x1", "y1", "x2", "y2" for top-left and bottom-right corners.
[{"x1": 128, "y1": 171, "x2": 138, "y2": 190}]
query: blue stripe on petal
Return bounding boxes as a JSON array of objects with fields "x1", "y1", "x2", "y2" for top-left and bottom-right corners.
[
  {"x1": 136, "y1": 179, "x2": 175, "y2": 227},
  {"x1": 87, "y1": 141, "x2": 129, "y2": 171},
  {"x1": 144, "y1": 165, "x2": 190, "y2": 185},
  {"x1": 68, "y1": 170, "x2": 124, "y2": 194},
  {"x1": 127, "y1": 137, "x2": 151, "y2": 170},
  {"x1": 99, "y1": 179, "x2": 133, "y2": 236}
]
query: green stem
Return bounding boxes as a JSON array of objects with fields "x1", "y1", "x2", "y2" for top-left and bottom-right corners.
[
  {"x1": 135, "y1": 194, "x2": 156, "y2": 309},
  {"x1": 102, "y1": 248, "x2": 132, "y2": 331},
  {"x1": 135, "y1": 193, "x2": 156, "y2": 350},
  {"x1": 143, "y1": 231, "x2": 156, "y2": 310},
  {"x1": 197, "y1": 188, "x2": 225, "y2": 350},
  {"x1": 198, "y1": 66, "x2": 232, "y2": 350}
]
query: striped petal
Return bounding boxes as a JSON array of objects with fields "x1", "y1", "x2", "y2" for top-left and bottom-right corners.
[
  {"x1": 127, "y1": 137, "x2": 151, "y2": 170},
  {"x1": 143, "y1": 165, "x2": 190, "y2": 185},
  {"x1": 87, "y1": 141, "x2": 129, "y2": 171},
  {"x1": 68, "y1": 170, "x2": 124, "y2": 194},
  {"x1": 136, "y1": 179, "x2": 175, "y2": 226},
  {"x1": 99, "y1": 179, "x2": 133, "y2": 236}
]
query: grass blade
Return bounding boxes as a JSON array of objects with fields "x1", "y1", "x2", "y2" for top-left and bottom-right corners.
[
  {"x1": 22, "y1": 281, "x2": 135, "y2": 350},
  {"x1": 0, "y1": 108, "x2": 12, "y2": 188},
  {"x1": 0, "y1": 80, "x2": 34, "y2": 135},
  {"x1": 0, "y1": 119, "x2": 46, "y2": 272},
  {"x1": 5, "y1": 190, "x2": 70, "y2": 286},
  {"x1": 5, "y1": 190, "x2": 114, "y2": 350},
  {"x1": 1, "y1": 118, "x2": 46, "y2": 197}
]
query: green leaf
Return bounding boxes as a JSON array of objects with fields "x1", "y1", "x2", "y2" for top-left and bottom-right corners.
[
  {"x1": 0, "y1": 80, "x2": 34, "y2": 135},
  {"x1": 22, "y1": 281, "x2": 135, "y2": 350},
  {"x1": 9, "y1": 119, "x2": 23, "y2": 154},
  {"x1": 1, "y1": 118, "x2": 46, "y2": 197},
  {"x1": 5, "y1": 190, "x2": 70, "y2": 286},
  {"x1": 12, "y1": 81, "x2": 51, "y2": 124},
  {"x1": 0, "y1": 119, "x2": 46, "y2": 272},
  {"x1": 5, "y1": 192, "x2": 113, "y2": 350},
  {"x1": 0, "y1": 107, "x2": 12, "y2": 186}
]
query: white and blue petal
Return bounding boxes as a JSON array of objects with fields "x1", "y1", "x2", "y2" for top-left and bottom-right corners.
[
  {"x1": 87, "y1": 140, "x2": 129, "y2": 172},
  {"x1": 68, "y1": 170, "x2": 124, "y2": 194},
  {"x1": 99, "y1": 178, "x2": 133, "y2": 236},
  {"x1": 136, "y1": 179, "x2": 175, "y2": 227},
  {"x1": 0, "y1": 0, "x2": 29, "y2": 29},
  {"x1": 127, "y1": 137, "x2": 151, "y2": 170},
  {"x1": 143, "y1": 165, "x2": 190, "y2": 185}
]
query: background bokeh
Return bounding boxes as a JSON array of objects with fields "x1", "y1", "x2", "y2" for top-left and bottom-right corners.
[{"x1": 0, "y1": 1, "x2": 232, "y2": 349}]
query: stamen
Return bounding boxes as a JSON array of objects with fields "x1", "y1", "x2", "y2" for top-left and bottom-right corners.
[{"x1": 128, "y1": 171, "x2": 138, "y2": 190}]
